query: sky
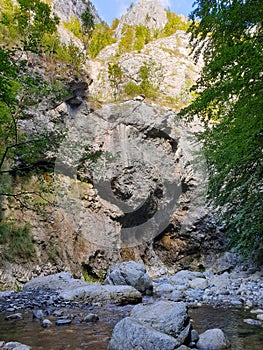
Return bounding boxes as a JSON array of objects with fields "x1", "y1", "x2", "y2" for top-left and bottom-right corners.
[{"x1": 91, "y1": 0, "x2": 196, "y2": 25}]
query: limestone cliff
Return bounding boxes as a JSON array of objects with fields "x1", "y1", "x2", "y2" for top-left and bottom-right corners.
[
  {"x1": 0, "y1": 1, "x2": 223, "y2": 289},
  {"x1": 115, "y1": 0, "x2": 168, "y2": 38}
]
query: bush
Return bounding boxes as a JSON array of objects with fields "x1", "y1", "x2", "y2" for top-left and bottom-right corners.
[
  {"x1": 88, "y1": 23, "x2": 116, "y2": 58},
  {"x1": 162, "y1": 10, "x2": 190, "y2": 37},
  {"x1": 0, "y1": 222, "x2": 35, "y2": 261}
]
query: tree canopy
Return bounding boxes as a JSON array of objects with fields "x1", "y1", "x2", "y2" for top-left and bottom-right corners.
[{"x1": 183, "y1": 0, "x2": 263, "y2": 261}]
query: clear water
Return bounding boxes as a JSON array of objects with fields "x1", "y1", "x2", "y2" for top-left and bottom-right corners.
[
  {"x1": 189, "y1": 306, "x2": 263, "y2": 350},
  {"x1": 0, "y1": 305, "x2": 262, "y2": 349}
]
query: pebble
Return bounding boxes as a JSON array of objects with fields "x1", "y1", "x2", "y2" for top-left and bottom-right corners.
[
  {"x1": 41, "y1": 319, "x2": 52, "y2": 328},
  {"x1": 55, "y1": 319, "x2": 72, "y2": 326},
  {"x1": 243, "y1": 318, "x2": 262, "y2": 326},
  {"x1": 84, "y1": 313, "x2": 99, "y2": 322},
  {"x1": 5, "y1": 313, "x2": 23, "y2": 321}
]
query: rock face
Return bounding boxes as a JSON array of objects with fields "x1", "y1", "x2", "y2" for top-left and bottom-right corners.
[
  {"x1": 108, "y1": 300, "x2": 190, "y2": 349},
  {"x1": 1, "y1": 99, "x2": 223, "y2": 288},
  {"x1": 52, "y1": 0, "x2": 101, "y2": 23},
  {"x1": 90, "y1": 30, "x2": 202, "y2": 105},
  {"x1": 104, "y1": 261, "x2": 153, "y2": 295},
  {"x1": 115, "y1": 0, "x2": 168, "y2": 38}
]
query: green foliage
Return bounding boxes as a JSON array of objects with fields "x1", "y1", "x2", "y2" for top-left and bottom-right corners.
[
  {"x1": 81, "y1": 6, "x2": 95, "y2": 37},
  {"x1": 162, "y1": 10, "x2": 190, "y2": 36},
  {"x1": 63, "y1": 16, "x2": 82, "y2": 39},
  {"x1": 55, "y1": 40, "x2": 85, "y2": 74},
  {"x1": 134, "y1": 25, "x2": 151, "y2": 51},
  {"x1": 124, "y1": 60, "x2": 160, "y2": 98},
  {"x1": 88, "y1": 23, "x2": 116, "y2": 58},
  {"x1": 0, "y1": 222, "x2": 35, "y2": 261},
  {"x1": 123, "y1": 81, "x2": 141, "y2": 97},
  {"x1": 118, "y1": 24, "x2": 152, "y2": 54},
  {"x1": 118, "y1": 25, "x2": 135, "y2": 54},
  {"x1": 182, "y1": 0, "x2": 263, "y2": 260},
  {"x1": 108, "y1": 63, "x2": 123, "y2": 99},
  {"x1": 14, "y1": 0, "x2": 59, "y2": 53}
]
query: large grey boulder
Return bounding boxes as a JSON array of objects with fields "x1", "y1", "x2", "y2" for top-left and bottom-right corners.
[
  {"x1": 130, "y1": 301, "x2": 190, "y2": 345},
  {"x1": 23, "y1": 272, "x2": 142, "y2": 305},
  {"x1": 59, "y1": 284, "x2": 142, "y2": 305},
  {"x1": 104, "y1": 261, "x2": 153, "y2": 295},
  {"x1": 196, "y1": 329, "x2": 231, "y2": 350},
  {"x1": 108, "y1": 317, "x2": 178, "y2": 350},
  {"x1": 108, "y1": 300, "x2": 191, "y2": 349},
  {"x1": 23, "y1": 272, "x2": 86, "y2": 291}
]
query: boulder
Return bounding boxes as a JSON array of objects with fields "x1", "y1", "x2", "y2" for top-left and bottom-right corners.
[
  {"x1": 1, "y1": 342, "x2": 31, "y2": 350},
  {"x1": 23, "y1": 272, "x2": 86, "y2": 291},
  {"x1": 196, "y1": 328, "x2": 230, "y2": 349},
  {"x1": 108, "y1": 317, "x2": 178, "y2": 350},
  {"x1": 59, "y1": 284, "x2": 142, "y2": 305},
  {"x1": 104, "y1": 261, "x2": 153, "y2": 295},
  {"x1": 130, "y1": 301, "x2": 190, "y2": 345}
]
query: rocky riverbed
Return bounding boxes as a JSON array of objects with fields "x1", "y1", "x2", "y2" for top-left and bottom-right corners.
[{"x1": 0, "y1": 262, "x2": 262, "y2": 349}]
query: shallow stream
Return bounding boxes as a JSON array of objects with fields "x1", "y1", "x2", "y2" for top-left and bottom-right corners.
[{"x1": 0, "y1": 305, "x2": 262, "y2": 349}]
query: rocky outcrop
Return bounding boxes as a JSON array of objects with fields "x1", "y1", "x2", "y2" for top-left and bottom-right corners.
[
  {"x1": 52, "y1": 0, "x2": 101, "y2": 24},
  {"x1": 1, "y1": 99, "x2": 224, "y2": 288},
  {"x1": 115, "y1": 0, "x2": 168, "y2": 39},
  {"x1": 90, "y1": 30, "x2": 202, "y2": 105}
]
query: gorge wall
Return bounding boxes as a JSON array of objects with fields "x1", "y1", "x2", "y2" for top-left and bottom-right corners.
[{"x1": 0, "y1": 0, "x2": 225, "y2": 289}]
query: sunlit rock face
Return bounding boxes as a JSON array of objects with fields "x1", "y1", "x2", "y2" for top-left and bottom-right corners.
[
  {"x1": 115, "y1": 0, "x2": 168, "y2": 39},
  {"x1": 52, "y1": 0, "x2": 101, "y2": 23},
  {"x1": 51, "y1": 100, "x2": 223, "y2": 278},
  {"x1": 0, "y1": 99, "x2": 223, "y2": 288}
]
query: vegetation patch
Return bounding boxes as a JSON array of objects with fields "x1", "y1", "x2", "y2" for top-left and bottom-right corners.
[{"x1": 0, "y1": 222, "x2": 35, "y2": 262}]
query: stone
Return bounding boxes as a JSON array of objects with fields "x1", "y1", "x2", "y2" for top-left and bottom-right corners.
[
  {"x1": 153, "y1": 283, "x2": 174, "y2": 296},
  {"x1": 170, "y1": 290, "x2": 184, "y2": 302},
  {"x1": 243, "y1": 319, "x2": 262, "y2": 326},
  {"x1": 41, "y1": 319, "x2": 52, "y2": 328},
  {"x1": 23, "y1": 272, "x2": 87, "y2": 291},
  {"x1": 104, "y1": 261, "x2": 153, "y2": 295},
  {"x1": 196, "y1": 329, "x2": 231, "y2": 350},
  {"x1": 170, "y1": 271, "x2": 205, "y2": 284},
  {"x1": 250, "y1": 308, "x2": 263, "y2": 314},
  {"x1": 5, "y1": 313, "x2": 23, "y2": 321},
  {"x1": 177, "y1": 346, "x2": 191, "y2": 350},
  {"x1": 2, "y1": 342, "x2": 31, "y2": 350},
  {"x1": 130, "y1": 300, "x2": 190, "y2": 345},
  {"x1": 256, "y1": 314, "x2": 263, "y2": 321},
  {"x1": 190, "y1": 278, "x2": 208, "y2": 290},
  {"x1": 108, "y1": 317, "x2": 178, "y2": 350},
  {"x1": 55, "y1": 319, "x2": 72, "y2": 326},
  {"x1": 83, "y1": 313, "x2": 99, "y2": 322},
  {"x1": 191, "y1": 329, "x2": 199, "y2": 343},
  {"x1": 59, "y1": 284, "x2": 142, "y2": 305},
  {"x1": 32, "y1": 309, "x2": 45, "y2": 320}
]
